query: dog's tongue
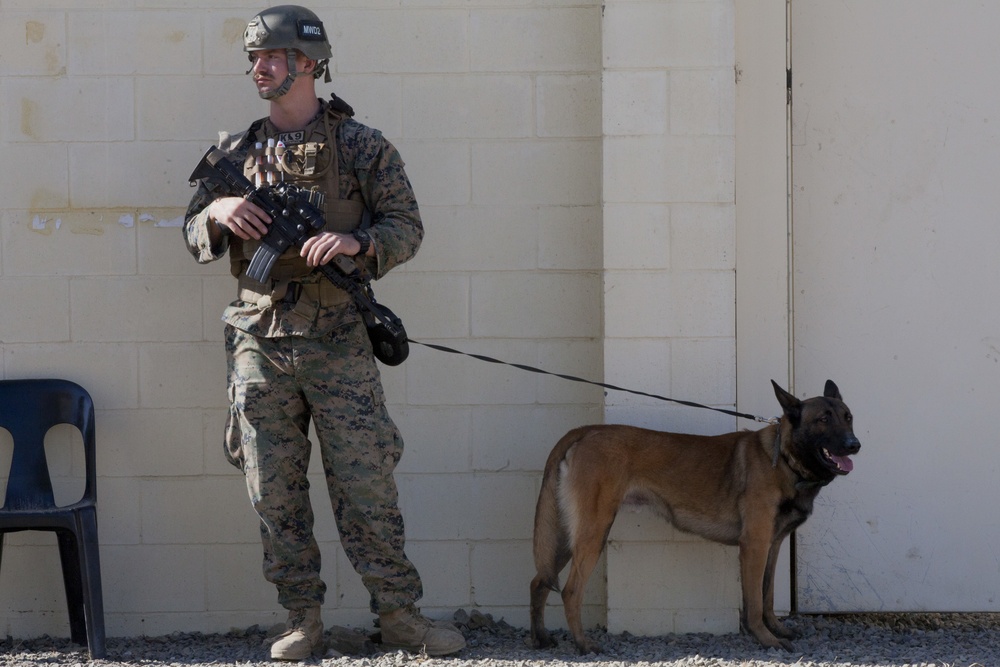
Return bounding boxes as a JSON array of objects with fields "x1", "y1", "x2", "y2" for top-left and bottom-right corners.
[{"x1": 831, "y1": 453, "x2": 854, "y2": 473}]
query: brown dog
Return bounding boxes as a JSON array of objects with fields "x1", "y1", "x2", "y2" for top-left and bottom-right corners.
[{"x1": 529, "y1": 380, "x2": 859, "y2": 652}]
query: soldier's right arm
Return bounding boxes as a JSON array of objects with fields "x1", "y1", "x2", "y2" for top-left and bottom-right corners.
[{"x1": 183, "y1": 181, "x2": 231, "y2": 264}]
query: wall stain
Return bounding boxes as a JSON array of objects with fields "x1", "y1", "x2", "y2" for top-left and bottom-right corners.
[
  {"x1": 166, "y1": 30, "x2": 187, "y2": 44},
  {"x1": 25, "y1": 21, "x2": 45, "y2": 44},
  {"x1": 222, "y1": 18, "x2": 246, "y2": 46},
  {"x1": 21, "y1": 98, "x2": 40, "y2": 140}
]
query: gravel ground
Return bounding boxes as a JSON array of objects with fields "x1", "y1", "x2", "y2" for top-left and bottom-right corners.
[{"x1": 0, "y1": 610, "x2": 996, "y2": 667}]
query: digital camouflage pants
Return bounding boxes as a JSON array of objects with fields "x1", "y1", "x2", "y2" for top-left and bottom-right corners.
[{"x1": 224, "y1": 320, "x2": 423, "y2": 614}]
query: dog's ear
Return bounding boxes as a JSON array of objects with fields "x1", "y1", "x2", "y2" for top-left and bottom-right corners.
[
  {"x1": 771, "y1": 380, "x2": 802, "y2": 423},
  {"x1": 823, "y1": 379, "x2": 842, "y2": 401}
]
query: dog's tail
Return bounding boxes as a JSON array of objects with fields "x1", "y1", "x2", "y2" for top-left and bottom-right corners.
[{"x1": 532, "y1": 427, "x2": 591, "y2": 591}]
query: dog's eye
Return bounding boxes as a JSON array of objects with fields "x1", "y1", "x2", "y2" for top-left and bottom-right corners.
[
  {"x1": 845, "y1": 413, "x2": 853, "y2": 423},
  {"x1": 818, "y1": 415, "x2": 829, "y2": 423}
]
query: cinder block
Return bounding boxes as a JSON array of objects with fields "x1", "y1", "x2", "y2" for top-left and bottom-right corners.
[
  {"x1": 602, "y1": 71, "x2": 669, "y2": 136},
  {"x1": 141, "y1": 477, "x2": 254, "y2": 546},
  {"x1": 6, "y1": 77, "x2": 133, "y2": 143},
  {"x1": 3, "y1": 343, "x2": 139, "y2": 410},
  {"x1": 670, "y1": 337, "x2": 736, "y2": 405},
  {"x1": 393, "y1": 406, "x2": 472, "y2": 474},
  {"x1": 603, "y1": 135, "x2": 734, "y2": 204},
  {"x1": 472, "y1": 140, "x2": 601, "y2": 207},
  {"x1": 69, "y1": 140, "x2": 224, "y2": 209},
  {"x1": 471, "y1": 271, "x2": 601, "y2": 338},
  {"x1": 393, "y1": 145, "x2": 470, "y2": 207},
  {"x1": 2, "y1": 210, "x2": 136, "y2": 277},
  {"x1": 373, "y1": 272, "x2": 469, "y2": 340},
  {"x1": 603, "y1": 203, "x2": 670, "y2": 270},
  {"x1": 403, "y1": 75, "x2": 532, "y2": 139},
  {"x1": 670, "y1": 68, "x2": 735, "y2": 136},
  {"x1": 69, "y1": 11, "x2": 201, "y2": 76},
  {"x1": 472, "y1": 404, "x2": 602, "y2": 473},
  {"x1": 95, "y1": 477, "x2": 143, "y2": 546},
  {"x1": 409, "y1": 206, "x2": 538, "y2": 272},
  {"x1": 202, "y1": 11, "x2": 251, "y2": 77},
  {"x1": 607, "y1": 540, "x2": 739, "y2": 615},
  {"x1": 0, "y1": 542, "x2": 66, "y2": 613},
  {"x1": 329, "y1": 74, "x2": 404, "y2": 139},
  {"x1": 0, "y1": 12, "x2": 65, "y2": 76},
  {"x1": 537, "y1": 204, "x2": 602, "y2": 271},
  {"x1": 603, "y1": 338, "x2": 673, "y2": 409},
  {"x1": 537, "y1": 74, "x2": 601, "y2": 138},
  {"x1": 71, "y1": 276, "x2": 203, "y2": 343},
  {"x1": 408, "y1": 541, "x2": 472, "y2": 608},
  {"x1": 672, "y1": 271, "x2": 735, "y2": 338},
  {"x1": 137, "y1": 75, "x2": 255, "y2": 142},
  {"x1": 139, "y1": 342, "x2": 227, "y2": 409},
  {"x1": 404, "y1": 338, "x2": 538, "y2": 406},
  {"x1": 397, "y1": 473, "x2": 537, "y2": 541},
  {"x1": 469, "y1": 541, "x2": 534, "y2": 607},
  {"x1": 671, "y1": 203, "x2": 735, "y2": 271},
  {"x1": 101, "y1": 544, "x2": 206, "y2": 613},
  {"x1": 336, "y1": 10, "x2": 468, "y2": 74},
  {"x1": 603, "y1": 271, "x2": 674, "y2": 339},
  {"x1": 97, "y1": 408, "x2": 205, "y2": 477},
  {"x1": 205, "y1": 543, "x2": 279, "y2": 612},
  {"x1": 0, "y1": 278, "x2": 68, "y2": 343},
  {"x1": 0, "y1": 144, "x2": 68, "y2": 209},
  {"x1": 603, "y1": 3, "x2": 734, "y2": 69},
  {"x1": 471, "y1": 8, "x2": 600, "y2": 73},
  {"x1": 536, "y1": 339, "x2": 604, "y2": 404}
]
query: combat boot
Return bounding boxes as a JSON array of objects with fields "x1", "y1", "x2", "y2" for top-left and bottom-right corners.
[
  {"x1": 379, "y1": 606, "x2": 466, "y2": 656},
  {"x1": 270, "y1": 606, "x2": 324, "y2": 661}
]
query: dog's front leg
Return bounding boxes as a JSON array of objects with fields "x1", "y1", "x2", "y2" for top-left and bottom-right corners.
[
  {"x1": 761, "y1": 535, "x2": 796, "y2": 640},
  {"x1": 739, "y1": 518, "x2": 793, "y2": 651}
]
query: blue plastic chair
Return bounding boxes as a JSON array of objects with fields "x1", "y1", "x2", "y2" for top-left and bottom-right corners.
[{"x1": 0, "y1": 379, "x2": 106, "y2": 658}]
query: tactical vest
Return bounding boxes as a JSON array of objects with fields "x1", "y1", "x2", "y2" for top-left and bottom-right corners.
[{"x1": 228, "y1": 105, "x2": 366, "y2": 282}]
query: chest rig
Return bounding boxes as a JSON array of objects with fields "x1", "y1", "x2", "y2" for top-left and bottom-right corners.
[{"x1": 228, "y1": 105, "x2": 366, "y2": 282}]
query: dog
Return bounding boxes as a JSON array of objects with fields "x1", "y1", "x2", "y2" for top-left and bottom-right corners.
[{"x1": 529, "y1": 380, "x2": 859, "y2": 653}]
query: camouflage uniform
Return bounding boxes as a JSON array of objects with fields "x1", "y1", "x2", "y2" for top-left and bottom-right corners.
[{"x1": 183, "y1": 98, "x2": 424, "y2": 614}]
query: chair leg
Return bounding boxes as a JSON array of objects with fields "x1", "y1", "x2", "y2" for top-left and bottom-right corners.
[
  {"x1": 77, "y1": 511, "x2": 106, "y2": 659},
  {"x1": 56, "y1": 530, "x2": 87, "y2": 647}
]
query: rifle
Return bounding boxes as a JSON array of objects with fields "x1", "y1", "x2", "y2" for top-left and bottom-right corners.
[{"x1": 188, "y1": 146, "x2": 409, "y2": 366}]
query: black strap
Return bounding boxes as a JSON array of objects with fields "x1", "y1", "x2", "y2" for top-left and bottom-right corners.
[{"x1": 406, "y1": 339, "x2": 774, "y2": 423}]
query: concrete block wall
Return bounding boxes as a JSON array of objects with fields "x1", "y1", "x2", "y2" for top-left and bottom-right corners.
[
  {"x1": 0, "y1": 0, "x2": 740, "y2": 641},
  {"x1": 601, "y1": 0, "x2": 740, "y2": 637}
]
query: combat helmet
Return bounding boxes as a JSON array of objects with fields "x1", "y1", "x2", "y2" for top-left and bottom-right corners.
[{"x1": 244, "y1": 5, "x2": 332, "y2": 98}]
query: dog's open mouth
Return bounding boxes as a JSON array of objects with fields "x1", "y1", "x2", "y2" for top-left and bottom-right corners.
[{"x1": 822, "y1": 448, "x2": 854, "y2": 474}]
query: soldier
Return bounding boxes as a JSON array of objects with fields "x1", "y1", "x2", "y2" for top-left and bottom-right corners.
[{"x1": 183, "y1": 5, "x2": 465, "y2": 661}]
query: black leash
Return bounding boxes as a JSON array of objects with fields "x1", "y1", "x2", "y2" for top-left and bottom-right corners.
[{"x1": 407, "y1": 339, "x2": 777, "y2": 424}]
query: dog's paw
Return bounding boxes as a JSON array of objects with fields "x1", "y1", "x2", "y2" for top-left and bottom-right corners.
[
  {"x1": 765, "y1": 616, "x2": 797, "y2": 640},
  {"x1": 574, "y1": 637, "x2": 602, "y2": 655},
  {"x1": 529, "y1": 631, "x2": 558, "y2": 650}
]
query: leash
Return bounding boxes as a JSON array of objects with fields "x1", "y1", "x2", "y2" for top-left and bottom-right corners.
[{"x1": 407, "y1": 339, "x2": 779, "y2": 425}]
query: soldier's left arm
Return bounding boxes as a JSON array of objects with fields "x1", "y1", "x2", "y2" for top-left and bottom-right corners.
[{"x1": 354, "y1": 133, "x2": 424, "y2": 280}]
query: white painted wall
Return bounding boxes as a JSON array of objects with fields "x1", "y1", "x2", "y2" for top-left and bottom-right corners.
[
  {"x1": 791, "y1": 0, "x2": 1000, "y2": 613},
  {"x1": 0, "y1": 0, "x2": 745, "y2": 640}
]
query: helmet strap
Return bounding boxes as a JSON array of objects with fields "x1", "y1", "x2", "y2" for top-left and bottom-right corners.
[{"x1": 258, "y1": 49, "x2": 301, "y2": 100}]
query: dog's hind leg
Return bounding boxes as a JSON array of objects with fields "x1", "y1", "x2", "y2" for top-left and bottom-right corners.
[{"x1": 560, "y1": 506, "x2": 618, "y2": 654}]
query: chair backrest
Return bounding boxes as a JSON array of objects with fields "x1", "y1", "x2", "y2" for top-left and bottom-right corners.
[{"x1": 0, "y1": 379, "x2": 97, "y2": 511}]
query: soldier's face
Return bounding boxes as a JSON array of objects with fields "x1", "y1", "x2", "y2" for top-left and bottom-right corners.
[{"x1": 250, "y1": 49, "x2": 289, "y2": 97}]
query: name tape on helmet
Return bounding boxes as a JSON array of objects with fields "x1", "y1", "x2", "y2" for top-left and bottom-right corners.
[{"x1": 298, "y1": 19, "x2": 326, "y2": 41}]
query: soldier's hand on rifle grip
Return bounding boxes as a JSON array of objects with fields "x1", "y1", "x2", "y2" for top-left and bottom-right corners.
[
  {"x1": 208, "y1": 197, "x2": 272, "y2": 241},
  {"x1": 300, "y1": 231, "x2": 365, "y2": 267}
]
